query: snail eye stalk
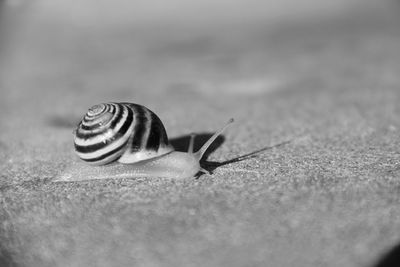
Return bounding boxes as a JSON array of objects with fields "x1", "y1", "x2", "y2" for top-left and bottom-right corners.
[{"x1": 194, "y1": 118, "x2": 234, "y2": 161}]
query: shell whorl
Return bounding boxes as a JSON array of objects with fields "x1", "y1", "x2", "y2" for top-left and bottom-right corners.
[{"x1": 74, "y1": 102, "x2": 173, "y2": 165}]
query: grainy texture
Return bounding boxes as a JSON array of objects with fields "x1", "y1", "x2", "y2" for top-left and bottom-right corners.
[{"x1": 1, "y1": 2, "x2": 400, "y2": 267}]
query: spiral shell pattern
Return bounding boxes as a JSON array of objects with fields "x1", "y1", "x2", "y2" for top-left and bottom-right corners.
[{"x1": 74, "y1": 102, "x2": 173, "y2": 165}]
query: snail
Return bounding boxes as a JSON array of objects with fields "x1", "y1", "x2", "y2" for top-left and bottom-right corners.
[{"x1": 55, "y1": 102, "x2": 233, "y2": 182}]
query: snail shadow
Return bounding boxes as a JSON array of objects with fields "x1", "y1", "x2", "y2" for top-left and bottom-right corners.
[
  {"x1": 47, "y1": 116, "x2": 78, "y2": 129},
  {"x1": 202, "y1": 140, "x2": 291, "y2": 174},
  {"x1": 169, "y1": 133, "x2": 225, "y2": 158},
  {"x1": 373, "y1": 242, "x2": 400, "y2": 267},
  {"x1": 170, "y1": 134, "x2": 291, "y2": 176}
]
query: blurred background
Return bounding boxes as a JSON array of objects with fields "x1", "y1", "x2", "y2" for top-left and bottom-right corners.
[
  {"x1": 0, "y1": 0, "x2": 398, "y2": 108},
  {"x1": 1, "y1": 0, "x2": 399, "y2": 132}
]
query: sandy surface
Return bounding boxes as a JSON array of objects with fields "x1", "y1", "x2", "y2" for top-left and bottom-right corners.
[{"x1": 1, "y1": 1, "x2": 400, "y2": 267}]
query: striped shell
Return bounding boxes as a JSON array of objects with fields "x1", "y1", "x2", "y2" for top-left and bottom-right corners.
[{"x1": 74, "y1": 102, "x2": 173, "y2": 165}]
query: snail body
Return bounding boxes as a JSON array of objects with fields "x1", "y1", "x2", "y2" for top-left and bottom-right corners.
[{"x1": 56, "y1": 102, "x2": 233, "y2": 182}]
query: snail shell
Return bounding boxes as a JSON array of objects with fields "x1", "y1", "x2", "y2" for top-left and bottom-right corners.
[{"x1": 74, "y1": 102, "x2": 173, "y2": 165}]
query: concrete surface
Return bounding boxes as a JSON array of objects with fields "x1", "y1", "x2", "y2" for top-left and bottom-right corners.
[{"x1": 1, "y1": 1, "x2": 400, "y2": 267}]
